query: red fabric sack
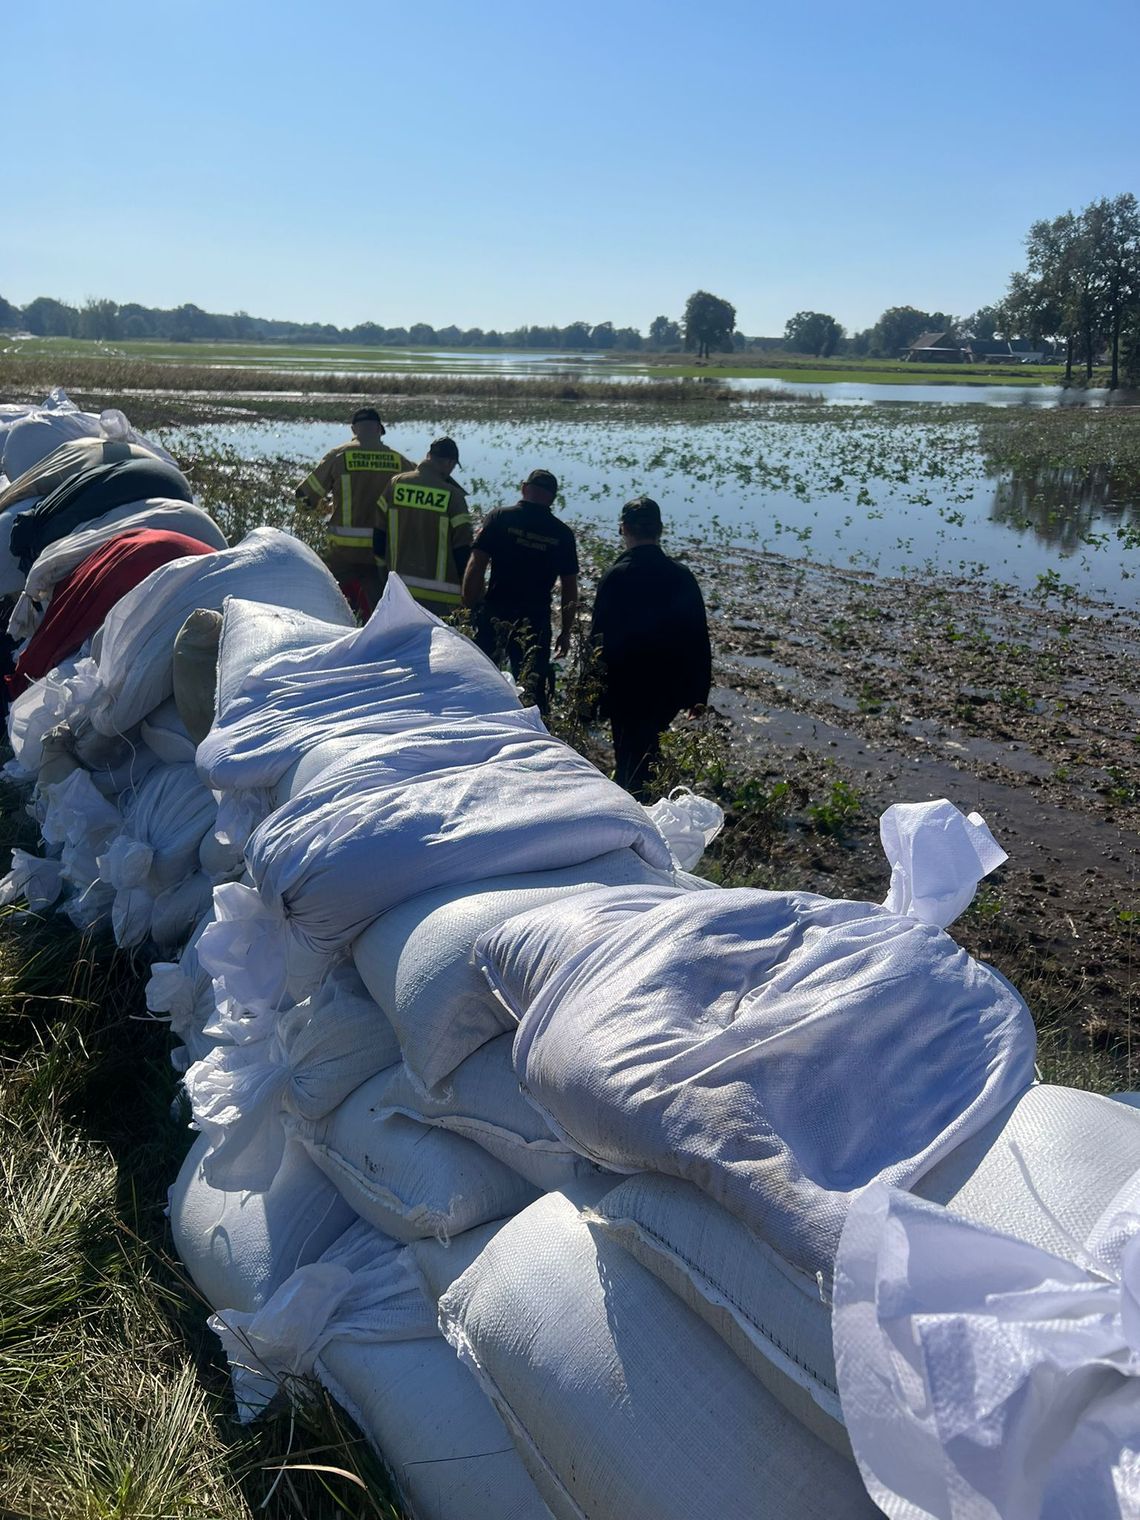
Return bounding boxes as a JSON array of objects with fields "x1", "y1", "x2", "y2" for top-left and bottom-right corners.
[{"x1": 9, "y1": 528, "x2": 216, "y2": 697}]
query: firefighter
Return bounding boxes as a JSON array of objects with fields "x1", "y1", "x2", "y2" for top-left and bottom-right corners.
[
  {"x1": 293, "y1": 407, "x2": 412, "y2": 618},
  {"x1": 379, "y1": 438, "x2": 473, "y2": 616}
]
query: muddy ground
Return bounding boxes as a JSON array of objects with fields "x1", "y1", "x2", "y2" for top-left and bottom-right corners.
[{"x1": 655, "y1": 544, "x2": 1140, "y2": 1089}]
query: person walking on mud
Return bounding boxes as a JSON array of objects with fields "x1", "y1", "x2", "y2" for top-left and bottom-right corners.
[
  {"x1": 379, "y1": 438, "x2": 474, "y2": 616},
  {"x1": 461, "y1": 468, "x2": 579, "y2": 713},
  {"x1": 590, "y1": 495, "x2": 711, "y2": 799},
  {"x1": 294, "y1": 407, "x2": 412, "y2": 619}
]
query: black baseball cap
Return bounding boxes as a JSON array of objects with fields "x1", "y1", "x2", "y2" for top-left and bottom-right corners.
[
  {"x1": 524, "y1": 468, "x2": 559, "y2": 495},
  {"x1": 621, "y1": 495, "x2": 663, "y2": 535},
  {"x1": 351, "y1": 406, "x2": 383, "y2": 425},
  {"x1": 429, "y1": 437, "x2": 461, "y2": 465}
]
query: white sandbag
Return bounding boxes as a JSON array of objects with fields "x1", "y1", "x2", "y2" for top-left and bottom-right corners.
[
  {"x1": 438, "y1": 1190, "x2": 877, "y2": 1520},
  {"x1": 197, "y1": 828, "x2": 244, "y2": 884},
  {"x1": 1, "y1": 403, "x2": 102, "y2": 482},
  {"x1": 209, "y1": 1218, "x2": 434, "y2": 1421},
  {"x1": 321, "y1": 1331, "x2": 554, "y2": 1520},
  {"x1": 90, "y1": 527, "x2": 352, "y2": 737},
  {"x1": 169, "y1": 1131, "x2": 356, "y2": 1315},
  {"x1": 411, "y1": 1175, "x2": 616, "y2": 1306},
  {"x1": 372, "y1": 1036, "x2": 605, "y2": 1192},
  {"x1": 0, "y1": 849, "x2": 63, "y2": 909},
  {"x1": 40, "y1": 768, "x2": 122, "y2": 931},
  {"x1": 213, "y1": 596, "x2": 352, "y2": 721},
  {"x1": 145, "y1": 911, "x2": 218, "y2": 1071},
  {"x1": 99, "y1": 764, "x2": 217, "y2": 894},
  {"x1": 7, "y1": 654, "x2": 99, "y2": 776},
  {"x1": 476, "y1": 882, "x2": 686, "y2": 1020},
  {"x1": 285, "y1": 1095, "x2": 537, "y2": 1244},
  {"x1": 9, "y1": 500, "x2": 228, "y2": 640},
  {"x1": 199, "y1": 575, "x2": 522, "y2": 802},
  {"x1": 646, "y1": 787, "x2": 724, "y2": 871},
  {"x1": 186, "y1": 963, "x2": 402, "y2": 1192},
  {"x1": 834, "y1": 1171, "x2": 1140, "y2": 1520},
  {"x1": 150, "y1": 871, "x2": 214, "y2": 951},
  {"x1": 352, "y1": 850, "x2": 681, "y2": 1090},
  {"x1": 95, "y1": 406, "x2": 177, "y2": 466},
  {"x1": 499, "y1": 887, "x2": 1035, "y2": 1275},
  {"x1": 216, "y1": 711, "x2": 671, "y2": 1014},
  {"x1": 63, "y1": 711, "x2": 158, "y2": 797},
  {"x1": 139, "y1": 697, "x2": 197, "y2": 766}
]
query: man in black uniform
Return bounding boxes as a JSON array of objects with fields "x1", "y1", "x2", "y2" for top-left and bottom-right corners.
[
  {"x1": 461, "y1": 468, "x2": 578, "y2": 713},
  {"x1": 590, "y1": 495, "x2": 711, "y2": 799}
]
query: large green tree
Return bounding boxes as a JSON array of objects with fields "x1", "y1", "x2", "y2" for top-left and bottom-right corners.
[
  {"x1": 783, "y1": 310, "x2": 843, "y2": 357},
  {"x1": 648, "y1": 315, "x2": 682, "y2": 349},
  {"x1": 1085, "y1": 193, "x2": 1140, "y2": 388},
  {"x1": 683, "y1": 290, "x2": 736, "y2": 358}
]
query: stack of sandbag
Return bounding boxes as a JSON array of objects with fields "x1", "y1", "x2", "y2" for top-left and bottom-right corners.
[{"x1": 0, "y1": 423, "x2": 355, "y2": 950}]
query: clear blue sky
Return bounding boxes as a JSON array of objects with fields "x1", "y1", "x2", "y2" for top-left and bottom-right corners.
[{"x1": 4, "y1": 0, "x2": 1137, "y2": 336}]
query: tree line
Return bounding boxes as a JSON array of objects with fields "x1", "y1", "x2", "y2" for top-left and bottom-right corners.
[{"x1": 3, "y1": 193, "x2": 1136, "y2": 383}]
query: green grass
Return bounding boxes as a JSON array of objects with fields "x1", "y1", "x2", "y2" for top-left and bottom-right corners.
[{"x1": 644, "y1": 357, "x2": 1096, "y2": 386}]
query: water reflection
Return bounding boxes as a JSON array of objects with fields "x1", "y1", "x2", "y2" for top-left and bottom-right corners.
[{"x1": 988, "y1": 464, "x2": 1140, "y2": 553}]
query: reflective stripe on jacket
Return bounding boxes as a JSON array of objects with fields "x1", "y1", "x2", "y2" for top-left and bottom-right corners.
[
  {"x1": 382, "y1": 461, "x2": 473, "y2": 605},
  {"x1": 294, "y1": 441, "x2": 412, "y2": 562}
]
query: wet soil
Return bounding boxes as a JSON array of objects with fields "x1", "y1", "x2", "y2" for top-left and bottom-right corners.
[{"x1": 683, "y1": 547, "x2": 1140, "y2": 1089}]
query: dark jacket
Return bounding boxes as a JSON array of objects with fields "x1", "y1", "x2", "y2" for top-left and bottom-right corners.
[{"x1": 590, "y1": 543, "x2": 711, "y2": 717}]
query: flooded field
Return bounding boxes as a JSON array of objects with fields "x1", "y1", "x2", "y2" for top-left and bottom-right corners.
[{"x1": 166, "y1": 402, "x2": 1140, "y2": 609}]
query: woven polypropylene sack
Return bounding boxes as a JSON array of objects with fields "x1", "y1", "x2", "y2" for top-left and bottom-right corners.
[
  {"x1": 438, "y1": 1190, "x2": 877, "y2": 1520},
  {"x1": 90, "y1": 528, "x2": 352, "y2": 737},
  {"x1": 285, "y1": 1094, "x2": 537, "y2": 1244},
  {"x1": 351, "y1": 850, "x2": 680, "y2": 1091},
  {"x1": 169, "y1": 1131, "x2": 356, "y2": 1315}
]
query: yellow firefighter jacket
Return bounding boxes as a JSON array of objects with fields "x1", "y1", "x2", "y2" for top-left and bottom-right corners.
[
  {"x1": 294, "y1": 439, "x2": 412, "y2": 569},
  {"x1": 381, "y1": 460, "x2": 474, "y2": 611}
]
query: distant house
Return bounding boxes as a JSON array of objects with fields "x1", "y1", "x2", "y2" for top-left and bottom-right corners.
[
  {"x1": 904, "y1": 331, "x2": 966, "y2": 363},
  {"x1": 971, "y1": 338, "x2": 1051, "y2": 364}
]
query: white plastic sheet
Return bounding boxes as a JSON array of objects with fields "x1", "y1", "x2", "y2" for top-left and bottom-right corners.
[
  {"x1": 646, "y1": 787, "x2": 724, "y2": 872},
  {"x1": 880, "y1": 799, "x2": 1006, "y2": 928},
  {"x1": 833, "y1": 1176, "x2": 1140, "y2": 1520}
]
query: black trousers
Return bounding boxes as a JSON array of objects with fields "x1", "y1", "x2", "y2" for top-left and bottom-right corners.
[
  {"x1": 610, "y1": 707, "x2": 674, "y2": 801},
  {"x1": 475, "y1": 609, "x2": 553, "y2": 714}
]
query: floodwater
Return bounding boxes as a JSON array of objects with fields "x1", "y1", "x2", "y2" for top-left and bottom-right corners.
[{"x1": 171, "y1": 408, "x2": 1140, "y2": 609}]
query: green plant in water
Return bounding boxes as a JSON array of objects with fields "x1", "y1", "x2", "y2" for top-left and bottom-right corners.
[{"x1": 807, "y1": 777, "x2": 861, "y2": 836}]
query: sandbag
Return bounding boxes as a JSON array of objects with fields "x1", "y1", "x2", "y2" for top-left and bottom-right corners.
[
  {"x1": 369, "y1": 1036, "x2": 604, "y2": 1192},
  {"x1": 100, "y1": 764, "x2": 218, "y2": 895},
  {"x1": 172, "y1": 608, "x2": 222, "y2": 744},
  {"x1": 139, "y1": 697, "x2": 197, "y2": 766},
  {"x1": 10, "y1": 456, "x2": 194, "y2": 572},
  {"x1": 214, "y1": 712, "x2": 671, "y2": 1014},
  {"x1": 169, "y1": 1131, "x2": 356, "y2": 1315},
  {"x1": 90, "y1": 528, "x2": 352, "y2": 737},
  {"x1": 6, "y1": 655, "x2": 98, "y2": 776},
  {"x1": 150, "y1": 871, "x2": 214, "y2": 951},
  {"x1": 496, "y1": 887, "x2": 1035, "y2": 1275},
  {"x1": 199, "y1": 576, "x2": 521, "y2": 804},
  {"x1": 145, "y1": 911, "x2": 218, "y2": 1071},
  {"x1": 10, "y1": 500, "x2": 227, "y2": 641},
  {"x1": 351, "y1": 850, "x2": 678, "y2": 1089},
  {"x1": 285, "y1": 1096, "x2": 538, "y2": 1244},
  {"x1": 210, "y1": 1219, "x2": 434, "y2": 1419},
  {"x1": 1, "y1": 402, "x2": 102, "y2": 483},
  {"x1": 10, "y1": 528, "x2": 217, "y2": 696},
  {"x1": 186, "y1": 963, "x2": 403, "y2": 1192},
  {"x1": 321, "y1": 1329, "x2": 554, "y2": 1520},
  {"x1": 438, "y1": 1190, "x2": 877, "y2": 1520},
  {"x1": 213, "y1": 597, "x2": 352, "y2": 722}
]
